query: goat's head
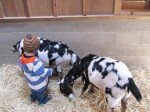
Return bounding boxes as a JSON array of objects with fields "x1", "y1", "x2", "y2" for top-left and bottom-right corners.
[
  {"x1": 10, "y1": 41, "x2": 21, "y2": 53},
  {"x1": 59, "y1": 63, "x2": 82, "y2": 100},
  {"x1": 59, "y1": 79, "x2": 74, "y2": 99}
]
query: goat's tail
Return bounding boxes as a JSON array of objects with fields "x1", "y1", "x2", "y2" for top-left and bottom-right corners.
[{"x1": 128, "y1": 78, "x2": 142, "y2": 103}]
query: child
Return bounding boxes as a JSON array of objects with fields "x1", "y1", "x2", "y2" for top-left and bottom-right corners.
[{"x1": 18, "y1": 34, "x2": 53, "y2": 105}]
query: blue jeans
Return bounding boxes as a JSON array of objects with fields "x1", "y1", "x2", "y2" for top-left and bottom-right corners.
[{"x1": 30, "y1": 89, "x2": 50, "y2": 105}]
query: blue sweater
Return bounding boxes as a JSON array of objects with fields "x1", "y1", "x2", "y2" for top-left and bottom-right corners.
[{"x1": 18, "y1": 55, "x2": 53, "y2": 92}]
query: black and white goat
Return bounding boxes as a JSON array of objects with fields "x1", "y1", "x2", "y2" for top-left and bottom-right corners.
[
  {"x1": 11, "y1": 37, "x2": 80, "y2": 77},
  {"x1": 59, "y1": 54, "x2": 142, "y2": 112}
]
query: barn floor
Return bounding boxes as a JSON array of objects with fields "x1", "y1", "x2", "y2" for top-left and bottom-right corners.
[{"x1": 0, "y1": 64, "x2": 149, "y2": 112}]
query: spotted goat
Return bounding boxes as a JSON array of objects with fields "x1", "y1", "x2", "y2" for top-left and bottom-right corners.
[
  {"x1": 59, "y1": 54, "x2": 142, "y2": 112},
  {"x1": 11, "y1": 36, "x2": 80, "y2": 77}
]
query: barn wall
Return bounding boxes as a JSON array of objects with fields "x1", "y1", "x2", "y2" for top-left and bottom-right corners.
[
  {"x1": 0, "y1": 18, "x2": 150, "y2": 68},
  {"x1": 0, "y1": 0, "x2": 115, "y2": 18}
]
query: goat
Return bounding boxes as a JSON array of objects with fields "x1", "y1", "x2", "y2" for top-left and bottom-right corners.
[
  {"x1": 11, "y1": 37, "x2": 80, "y2": 77},
  {"x1": 59, "y1": 54, "x2": 142, "y2": 112}
]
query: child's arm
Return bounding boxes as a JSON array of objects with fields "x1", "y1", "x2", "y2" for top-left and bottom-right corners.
[
  {"x1": 43, "y1": 68, "x2": 53, "y2": 77},
  {"x1": 33, "y1": 60, "x2": 53, "y2": 78}
]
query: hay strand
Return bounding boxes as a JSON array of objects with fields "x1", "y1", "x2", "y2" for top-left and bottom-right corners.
[{"x1": 0, "y1": 64, "x2": 149, "y2": 112}]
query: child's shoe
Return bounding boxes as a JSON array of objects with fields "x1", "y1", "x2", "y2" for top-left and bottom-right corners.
[{"x1": 39, "y1": 95, "x2": 51, "y2": 105}]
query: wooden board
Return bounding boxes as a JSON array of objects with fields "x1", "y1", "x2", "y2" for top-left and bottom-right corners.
[
  {"x1": 114, "y1": 0, "x2": 122, "y2": 15},
  {"x1": 0, "y1": 1, "x2": 3, "y2": 18},
  {"x1": 0, "y1": 0, "x2": 17, "y2": 17},
  {"x1": 124, "y1": 0, "x2": 145, "y2": 1},
  {"x1": 22, "y1": 0, "x2": 30, "y2": 17},
  {"x1": 84, "y1": 0, "x2": 114, "y2": 15},
  {"x1": 14, "y1": 0, "x2": 26, "y2": 17},
  {"x1": 57, "y1": 0, "x2": 82, "y2": 15},
  {"x1": 26, "y1": 0, "x2": 53, "y2": 16},
  {"x1": 83, "y1": 0, "x2": 87, "y2": 16},
  {"x1": 52, "y1": 0, "x2": 57, "y2": 16},
  {"x1": 0, "y1": 0, "x2": 149, "y2": 19},
  {"x1": 0, "y1": 0, "x2": 26, "y2": 17},
  {"x1": 145, "y1": 0, "x2": 150, "y2": 9},
  {"x1": 122, "y1": 0, "x2": 146, "y2": 9}
]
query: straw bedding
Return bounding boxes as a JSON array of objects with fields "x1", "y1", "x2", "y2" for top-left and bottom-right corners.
[{"x1": 0, "y1": 64, "x2": 149, "y2": 112}]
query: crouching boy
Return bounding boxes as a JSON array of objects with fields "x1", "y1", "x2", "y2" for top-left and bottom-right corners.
[{"x1": 18, "y1": 34, "x2": 53, "y2": 105}]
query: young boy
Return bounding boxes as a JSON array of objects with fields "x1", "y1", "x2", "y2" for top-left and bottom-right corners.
[{"x1": 18, "y1": 34, "x2": 53, "y2": 105}]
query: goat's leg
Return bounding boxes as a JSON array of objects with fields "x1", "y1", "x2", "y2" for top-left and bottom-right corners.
[
  {"x1": 81, "y1": 81, "x2": 90, "y2": 96},
  {"x1": 56, "y1": 65, "x2": 64, "y2": 79},
  {"x1": 88, "y1": 84, "x2": 94, "y2": 93},
  {"x1": 105, "y1": 96, "x2": 113, "y2": 112},
  {"x1": 105, "y1": 102, "x2": 115, "y2": 112},
  {"x1": 121, "y1": 100, "x2": 127, "y2": 112},
  {"x1": 106, "y1": 94, "x2": 121, "y2": 112},
  {"x1": 106, "y1": 104, "x2": 120, "y2": 112},
  {"x1": 121, "y1": 93, "x2": 130, "y2": 112},
  {"x1": 82, "y1": 83, "x2": 89, "y2": 93}
]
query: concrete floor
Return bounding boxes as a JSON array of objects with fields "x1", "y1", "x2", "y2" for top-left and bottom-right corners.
[{"x1": 0, "y1": 18, "x2": 150, "y2": 67}]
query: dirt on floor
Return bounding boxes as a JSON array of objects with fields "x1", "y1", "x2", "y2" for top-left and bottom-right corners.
[{"x1": 0, "y1": 64, "x2": 149, "y2": 112}]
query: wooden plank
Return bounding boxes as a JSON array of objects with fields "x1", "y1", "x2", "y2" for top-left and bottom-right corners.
[
  {"x1": 52, "y1": 0, "x2": 57, "y2": 16},
  {"x1": 121, "y1": 9, "x2": 150, "y2": 15},
  {"x1": 14, "y1": 0, "x2": 26, "y2": 17},
  {"x1": 85, "y1": 0, "x2": 114, "y2": 15},
  {"x1": 0, "y1": 1, "x2": 4, "y2": 18},
  {"x1": 2, "y1": 14, "x2": 150, "y2": 21},
  {"x1": 124, "y1": 0, "x2": 144, "y2": 1},
  {"x1": 57, "y1": 0, "x2": 82, "y2": 15},
  {"x1": 0, "y1": 0, "x2": 26, "y2": 17},
  {"x1": 82, "y1": 0, "x2": 87, "y2": 16},
  {"x1": 26, "y1": 0, "x2": 53, "y2": 16},
  {"x1": 0, "y1": 0, "x2": 17, "y2": 17},
  {"x1": 22, "y1": 0, "x2": 30, "y2": 17},
  {"x1": 122, "y1": 1, "x2": 145, "y2": 9},
  {"x1": 114, "y1": 0, "x2": 122, "y2": 15},
  {"x1": 145, "y1": 0, "x2": 150, "y2": 9}
]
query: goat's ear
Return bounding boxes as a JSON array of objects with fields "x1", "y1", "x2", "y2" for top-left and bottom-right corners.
[
  {"x1": 10, "y1": 45, "x2": 17, "y2": 54},
  {"x1": 58, "y1": 81, "x2": 61, "y2": 85}
]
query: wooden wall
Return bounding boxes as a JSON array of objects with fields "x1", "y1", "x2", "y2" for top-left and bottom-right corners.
[
  {"x1": 84, "y1": 0, "x2": 114, "y2": 15},
  {"x1": 0, "y1": 0, "x2": 115, "y2": 19},
  {"x1": 0, "y1": 0, "x2": 149, "y2": 19}
]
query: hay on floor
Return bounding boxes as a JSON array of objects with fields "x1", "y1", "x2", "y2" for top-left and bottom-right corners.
[{"x1": 0, "y1": 64, "x2": 149, "y2": 112}]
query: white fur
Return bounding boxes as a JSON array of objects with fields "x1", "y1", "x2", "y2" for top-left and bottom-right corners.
[
  {"x1": 71, "y1": 54, "x2": 77, "y2": 64},
  {"x1": 37, "y1": 50, "x2": 49, "y2": 66},
  {"x1": 19, "y1": 40, "x2": 24, "y2": 54},
  {"x1": 71, "y1": 76, "x2": 74, "y2": 79},
  {"x1": 54, "y1": 44, "x2": 59, "y2": 49},
  {"x1": 69, "y1": 93, "x2": 75, "y2": 99},
  {"x1": 61, "y1": 78, "x2": 65, "y2": 83},
  {"x1": 86, "y1": 57, "x2": 133, "y2": 109}
]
